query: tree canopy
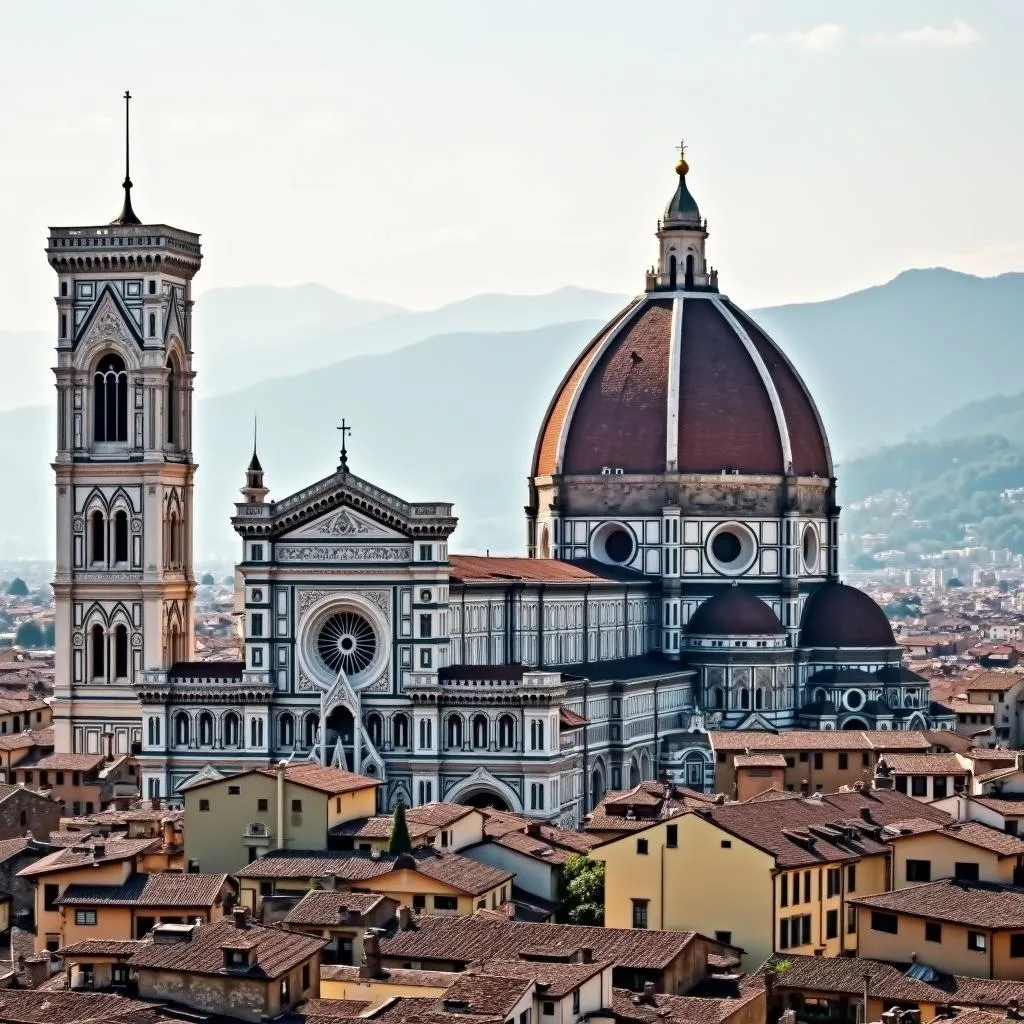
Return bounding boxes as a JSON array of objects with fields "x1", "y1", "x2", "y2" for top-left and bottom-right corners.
[
  {"x1": 389, "y1": 801, "x2": 412, "y2": 854},
  {"x1": 15, "y1": 620, "x2": 44, "y2": 648},
  {"x1": 6, "y1": 578, "x2": 28, "y2": 597},
  {"x1": 557, "y1": 855, "x2": 604, "y2": 926}
]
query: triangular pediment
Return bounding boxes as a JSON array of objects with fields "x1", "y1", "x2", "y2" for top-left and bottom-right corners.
[
  {"x1": 77, "y1": 284, "x2": 143, "y2": 350},
  {"x1": 735, "y1": 712, "x2": 777, "y2": 731},
  {"x1": 163, "y1": 288, "x2": 185, "y2": 343},
  {"x1": 279, "y1": 503, "x2": 407, "y2": 541}
]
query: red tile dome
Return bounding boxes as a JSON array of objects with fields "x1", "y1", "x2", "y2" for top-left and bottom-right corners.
[
  {"x1": 531, "y1": 292, "x2": 831, "y2": 479},
  {"x1": 800, "y1": 582, "x2": 896, "y2": 649}
]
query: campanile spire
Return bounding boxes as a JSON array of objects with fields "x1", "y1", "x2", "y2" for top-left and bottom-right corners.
[{"x1": 111, "y1": 89, "x2": 142, "y2": 226}]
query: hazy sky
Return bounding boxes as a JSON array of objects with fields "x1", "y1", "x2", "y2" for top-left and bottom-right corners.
[{"x1": 1, "y1": 1, "x2": 1021, "y2": 328}]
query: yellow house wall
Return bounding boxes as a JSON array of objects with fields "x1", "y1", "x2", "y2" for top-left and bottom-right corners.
[
  {"x1": 33, "y1": 859, "x2": 132, "y2": 952},
  {"x1": 442, "y1": 811, "x2": 485, "y2": 851},
  {"x1": 325, "y1": 789, "x2": 380, "y2": 830},
  {"x1": 890, "y1": 832, "x2": 1015, "y2": 886},
  {"x1": 715, "y1": 749, "x2": 878, "y2": 797},
  {"x1": 735, "y1": 767, "x2": 786, "y2": 802},
  {"x1": 320, "y1": 976, "x2": 452, "y2": 1005},
  {"x1": 856, "y1": 908, "x2": 1022, "y2": 979},
  {"x1": 595, "y1": 815, "x2": 775, "y2": 969},
  {"x1": 0, "y1": 901, "x2": 9, "y2": 933}
]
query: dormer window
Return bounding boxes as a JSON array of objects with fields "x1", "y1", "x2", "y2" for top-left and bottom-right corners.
[{"x1": 223, "y1": 946, "x2": 252, "y2": 971}]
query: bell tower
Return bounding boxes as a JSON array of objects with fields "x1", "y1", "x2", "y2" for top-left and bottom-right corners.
[{"x1": 48, "y1": 93, "x2": 203, "y2": 756}]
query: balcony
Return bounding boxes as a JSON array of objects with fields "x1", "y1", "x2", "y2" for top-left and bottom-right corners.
[{"x1": 242, "y1": 821, "x2": 273, "y2": 847}]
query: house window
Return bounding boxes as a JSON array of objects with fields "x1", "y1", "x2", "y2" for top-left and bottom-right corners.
[
  {"x1": 44, "y1": 884, "x2": 59, "y2": 911},
  {"x1": 804, "y1": 871, "x2": 811, "y2": 903},
  {"x1": 1010, "y1": 934, "x2": 1024, "y2": 958},
  {"x1": 846, "y1": 906, "x2": 857, "y2": 934},
  {"x1": 911, "y1": 776, "x2": 928, "y2": 797},
  {"x1": 838, "y1": 753, "x2": 848, "y2": 770},
  {"x1": 968, "y1": 931, "x2": 987, "y2": 952},
  {"x1": 780, "y1": 875, "x2": 788, "y2": 907},
  {"x1": 258, "y1": 799, "x2": 269, "y2": 812},
  {"x1": 632, "y1": 899, "x2": 649, "y2": 929},
  {"x1": 847, "y1": 864, "x2": 857, "y2": 893},
  {"x1": 666, "y1": 824, "x2": 678, "y2": 849},
  {"x1": 636, "y1": 839, "x2": 649, "y2": 855},
  {"x1": 251, "y1": 614, "x2": 264, "y2": 638},
  {"x1": 871, "y1": 912, "x2": 898, "y2": 934},
  {"x1": 926, "y1": 921, "x2": 942, "y2": 943},
  {"x1": 714, "y1": 931, "x2": 732, "y2": 944},
  {"x1": 419, "y1": 614, "x2": 432, "y2": 638},
  {"x1": 572, "y1": 990, "x2": 580, "y2": 1015},
  {"x1": 862, "y1": 753, "x2": 870, "y2": 767},
  {"x1": 955, "y1": 862, "x2": 980, "y2": 882},
  {"x1": 419, "y1": 544, "x2": 434, "y2": 562},
  {"x1": 302, "y1": 963, "x2": 310, "y2": 990},
  {"x1": 280, "y1": 978, "x2": 290, "y2": 1004},
  {"x1": 826, "y1": 867, "x2": 841, "y2": 898},
  {"x1": 413, "y1": 894, "x2": 426, "y2": 910},
  {"x1": 199, "y1": 800, "x2": 210, "y2": 811},
  {"x1": 826, "y1": 910, "x2": 839, "y2": 940},
  {"x1": 543, "y1": 1003, "x2": 555, "y2": 1016},
  {"x1": 228, "y1": 786, "x2": 241, "y2": 795},
  {"x1": 813, "y1": 753, "x2": 823, "y2": 770},
  {"x1": 434, "y1": 895, "x2": 457, "y2": 911},
  {"x1": 906, "y1": 859, "x2": 931, "y2": 883},
  {"x1": 721, "y1": 840, "x2": 731, "y2": 849},
  {"x1": 291, "y1": 799, "x2": 302, "y2": 813},
  {"x1": 251, "y1": 543, "x2": 264, "y2": 561},
  {"x1": 420, "y1": 648, "x2": 432, "y2": 669},
  {"x1": 75, "y1": 909, "x2": 98, "y2": 926}
]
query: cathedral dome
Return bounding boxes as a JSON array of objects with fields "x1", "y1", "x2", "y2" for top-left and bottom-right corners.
[
  {"x1": 799, "y1": 582, "x2": 896, "y2": 649},
  {"x1": 687, "y1": 588, "x2": 786, "y2": 636},
  {"x1": 532, "y1": 292, "x2": 832, "y2": 479}
]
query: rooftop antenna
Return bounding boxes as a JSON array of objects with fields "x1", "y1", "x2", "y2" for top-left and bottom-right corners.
[{"x1": 112, "y1": 89, "x2": 141, "y2": 226}]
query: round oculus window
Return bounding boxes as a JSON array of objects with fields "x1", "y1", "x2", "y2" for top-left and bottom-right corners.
[
  {"x1": 711, "y1": 531, "x2": 742, "y2": 564},
  {"x1": 316, "y1": 610, "x2": 377, "y2": 676},
  {"x1": 802, "y1": 524, "x2": 820, "y2": 572},
  {"x1": 604, "y1": 529, "x2": 634, "y2": 564},
  {"x1": 844, "y1": 689, "x2": 865, "y2": 711}
]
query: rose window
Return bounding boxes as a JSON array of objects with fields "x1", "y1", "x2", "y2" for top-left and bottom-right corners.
[{"x1": 316, "y1": 611, "x2": 377, "y2": 676}]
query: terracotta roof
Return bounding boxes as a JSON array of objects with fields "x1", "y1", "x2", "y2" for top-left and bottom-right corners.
[
  {"x1": 301, "y1": 997, "x2": 373, "y2": 1018},
  {"x1": 0, "y1": 837, "x2": 32, "y2": 864},
  {"x1": 17, "y1": 837, "x2": 159, "y2": 877},
  {"x1": 963, "y1": 747, "x2": 1018, "y2": 762},
  {"x1": 559, "y1": 708, "x2": 589, "y2": 729},
  {"x1": 489, "y1": 830, "x2": 577, "y2": 865},
  {"x1": 883, "y1": 819, "x2": 1024, "y2": 857},
  {"x1": 438, "y1": 972, "x2": 533, "y2": 1016},
  {"x1": 283, "y1": 889, "x2": 392, "y2": 925},
  {"x1": 58, "y1": 939, "x2": 148, "y2": 957},
  {"x1": 448, "y1": 555, "x2": 627, "y2": 585},
  {"x1": 611, "y1": 985, "x2": 764, "y2": 1024},
  {"x1": 319, "y1": 964, "x2": 462, "y2": 988},
  {"x1": 185, "y1": 762, "x2": 380, "y2": 796},
  {"x1": 0, "y1": 695, "x2": 48, "y2": 713},
  {"x1": 733, "y1": 753, "x2": 788, "y2": 769},
  {"x1": 709, "y1": 730, "x2": 931, "y2": 752},
  {"x1": 235, "y1": 848, "x2": 512, "y2": 895},
  {"x1": 876, "y1": 752, "x2": 967, "y2": 774},
  {"x1": 128, "y1": 915, "x2": 325, "y2": 978},
  {"x1": 406, "y1": 803, "x2": 480, "y2": 829},
  {"x1": 851, "y1": 879, "x2": 1024, "y2": 929},
  {"x1": 0, "y1": 991, "x2": 160, "y2": 1024},
  {"x1": 972, "y1": 795, "x2": 1024, "y2": 816},
  {"x1": 54, "y1": 872, "x2": 229, "y2": 908},
  {"x1": 380, "y1": 914, "x2": 709, "y2": 970},
  {"x1": 467, "y1": 958, "x2": 610, "y2": 998},
  {"x1": 480, "y1": 810, "x2": 535, "y2": 839},
  {"x1": 20, "y1": 752, "x2": 106, "y2": 772},
  {"x1": 688, "y1": 589, "x2": 785, "y2": 637},
  {"x1": 329, "y1": 815, "x2": 434, "y2": 840},
  {"x1": 800, "y1": 582, "x2": 896, "y2": 648},
  {"x1": 960, "y1": 672, "x2": 1024, "y2": 693},
  {"x1": 760, "y1": 953, "x2": 1024, "y2": 1012}
]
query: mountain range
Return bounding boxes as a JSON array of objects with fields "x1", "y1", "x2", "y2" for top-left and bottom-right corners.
[{"x1": 2, "y1": 268, "x2": 1024, "y2": 560}]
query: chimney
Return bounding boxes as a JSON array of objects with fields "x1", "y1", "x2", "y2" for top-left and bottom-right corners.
[
  {"x1": 23, "y1": 954, "x2": 50, "y2": 989},
  {"x1": 641, "y1": 982, "x2": 657, "y2": 1006},
  {"x1": 1008, "y1": 998, "x2": 1022, "y2": 1020},
  {"x1": 578, "y1": 947, "x2": 593, "y2": 964},
  {"x1": 780, "y1": 1012, "x2": 797, "y2": 1024},
  {"x1": 859, "y1": 807, "x2": 873, "y2": 823},
  {"x1": 162, "y1": 817, "x2": 175, "y2": 848},
  {"x1": 360, "y1": 929, "x2": 382, "y2": 979},
  {"x1": 526, "y1": 821, "x2": 542, "y2": 838},
  {"x1": 152, "y1": 796, "x2": 162, "y2": 810},
  {"x1": 322, "y1": 873, "x2": 337, "y2": 891},
  {"x1": 232, "y1": 906, "x2": 250, "y2": 930},
  {"x1": 92, "y1": 842, "x2": 106, "y2": 860},
  {"x1": 101, "y1": 731, "x2": 113, "y2": 761},
  {"x1": 800, "y1": 780, "x2": 809, "y2": 797},
  {"x1": 398, "y1": 906, "x2": 413, "y2": 931}
]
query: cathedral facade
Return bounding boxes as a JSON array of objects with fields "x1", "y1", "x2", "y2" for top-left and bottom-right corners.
[{"x1": 50, "y1": 139, "x2": 955, "y2": 825}]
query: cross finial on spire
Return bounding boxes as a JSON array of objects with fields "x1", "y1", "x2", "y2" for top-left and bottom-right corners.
[
  {"x1": 674, "y1": 137, "x2": 690, "y2": 178},
  {"x1": 112, "y1": 89, "x2": 141, "y2": 226},
  {"x1": 337, "y1": 418, "x2": 352, "y2": 473},
  {"x1": 677, "y1": 138, "x2": 687, "y2": 157}
]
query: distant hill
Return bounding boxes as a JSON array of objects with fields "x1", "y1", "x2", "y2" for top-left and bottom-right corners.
[{"x1": 3, "y1": 267, "x2": 1024, "y2": 559}]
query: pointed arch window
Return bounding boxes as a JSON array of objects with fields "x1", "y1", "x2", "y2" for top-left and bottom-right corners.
[
  {"x1": 754, "y1": 687, "x2": 765, "y2": 711},
  {"x1": 224, "y1": 712, "x2": 240, "y2": 748},
  {"x1": 168, "y1": 511, "x2": 181, "y2": 567},
  {"x1": 147, "y1": 716, "x2": 161, "y2": 747},
  {"x1": 174, "y1": 712, "x2": 190, "y2": 746},
  {"x1": 530, "y1": 719, "x2": 545, "y2": 751},
  {"x1": 94, "y1": 354, "x2": 128, "y2": 443},
  {"x1": 498, "y1": 714, "x2": 514, "y2": 749},
  {"x1": 419, "y1": 718, "x2": 432, "y2": 750},
  {"x1": 472, "y1": 714, "x2": 488, "y2": 750},
  {"x1": 446, "y1": 714, "x2": 463, "y2": 749},
  {"x1": 251, "y1": 717, "x2": 264, "y2": 748},
  {"x1": 90, "y1": 510, "x2": 106, "y2": 565},
  {"x1": 198, "y1": 712, "x2": 214, "y2": 746},
  {"x1": 113, "y1": 511, "x2": 129, "y2": 565},
  {"x1": 709, "y1": 686, "x2": 724, "y2": 710},
  {"x1": 740, "y1": 688, "x2": 751, "y2": 711},
  {"x1": 367, "y1": 713, "x2": 383, "y2": 749},
  {"x1": 393, "y1": 713, "x2": 409, "y2": 749},
  {"x1": 90, "y1": 623, "x2": 105, "y2": 681},
  {"x1": 305, "y1": 713, "x2": 319, "y2": 749},
  {"x1": 279, "y1": 712, "x2": 294, "y2": 747},
  {"x1": 113, "y1": 624, "x2": 129, "y2": 680},
  {"x1": 166, "y1": 358, "x2": 179, "y2": 446},
  {"x1": 685, "y1": 252, "x2": 695, "y2": 288},
  {"x1": 669, "y1": 253, "x2": 677, "y2": 289}
]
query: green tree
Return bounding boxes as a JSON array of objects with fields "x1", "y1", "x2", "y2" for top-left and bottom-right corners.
[
  {"x1": 946, "y1": 577, "x2": 964, "y2": 588},
  {"x1": 558, "y1": 855, "x2": 604, "y2": 926},
  {"x1": 200, "y1": 572, "x2": 216, "y2": 586},
  {"x1": 222, "y1": 575, "x2": 234, "y2": 585},
  {"x1": 389, "y1": 801, "x2": 412, "y2": 854},
  {"x1": 15, "y1": 620, "x2": 44, "y2": 648},
  {"x1": 6, "y1": 578, "x2": 28, "y2": 597}
]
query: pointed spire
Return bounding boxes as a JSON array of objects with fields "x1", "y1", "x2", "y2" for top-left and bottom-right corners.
[
  {"x1": 337, "y1": 418, "x2": 351, "y2": 474},
  {"x1": 248, "y1": 416, "x2": 263, "y2": 472},
  {"x1": 664, "y1": 137, "x2": 701, "y2": 226},
  {"x1": 241, "y1": 418, "x2": 269, "y2": 504},
  {"x1": 111, "y1": 90, "x2": 142, "y2": 226}
]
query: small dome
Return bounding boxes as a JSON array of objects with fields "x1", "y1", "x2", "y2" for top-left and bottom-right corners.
[
  {"x1": 800, "y1": 583, "x2": 896, "y2": 648},
  {"x1": 664, "y1": 164, "x2": 701, "y2": 225},
  {"x1": 687, "y1": 588, "x2": 785, "y2": 636}
]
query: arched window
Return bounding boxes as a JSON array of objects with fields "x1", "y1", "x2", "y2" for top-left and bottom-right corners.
[
  {"x1": 169, "y1": 512, "x2": 180, "y2": 567},
  {"x1": 90, "y1": 623, "x2": 105, "y2": 680},
  {"x1": 685, "y1": 252, "x2": 695, "y2": 288},
  {"x1": 147, "y1": 716, "x2": 161, "y2": 747},
  {"x1": 498, "y1": 714, "x2": 514, "y2": 749},
  {"x1": 198, "y1": 712, "x2": 214, "y2": 746},
  {"x1": 174, "y1": 712, "x2": 190, "y2": 746},
  {"x1": 251, "y1": 717, "x2": 264, "y2": 747},
  {"x1": 113, "y1": 624, "x2": 129, "y2": 680},
  {"x1": 813, "y1": 687, "x2": 828, "y2": 705},
  {"x1": 279, "y1": 712, "x2": 294, "y2": 747},
  {"x1": 165, "y1": 358, "x2": 179, "y2": 446},
  {"x1": 709, "y1": 687, "x2": 724, "y2": 710},
  {"x1": 305, "y1": 713, "x2": 319, "y2": 748},
  {"x1": 446, "y1": 714, "x2": 463, "y2": 749},
  {"x1": 530, "y1": 719, "x2": 545, "y2": 751},
  {"x1": 224, "y1": 712, "x2": 240, "y2": 748},
  {"x1": 755, "y1": 688, "x2": 764, "y2": 711},
  {"x1": 366, "y1": 713, "x2": 383, "y2": 748},
  {"x1": 94, "y1": 354, "x2": 128, "y2": 443},
  {"x1": 168, "y1": 623, "x2": 182, "y2": 665},
  {"x1": 90, "y1": 510, "x2": 106, "y2": 565},
  {"x1": 472, "y1": 714, "x2": 488, "y2": 750},
  {"x1": 113, "y1": 511, "x2": 129, "y2": 564},
  {"x1": 905, "y1": 691, "x2": 917, "y2": 708},
  {"x1": 740, "y1": 688, "x2": 751, "y2": 711},
  {"x1": 669, "y1": 252, "x2": 677, "y2": 289},
  {"x1": 393, "y1": 713, "x2": 409, "y2": 749},
  {"x1": 419, "y1": 718, "x2": 432, "y2": 749}
]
